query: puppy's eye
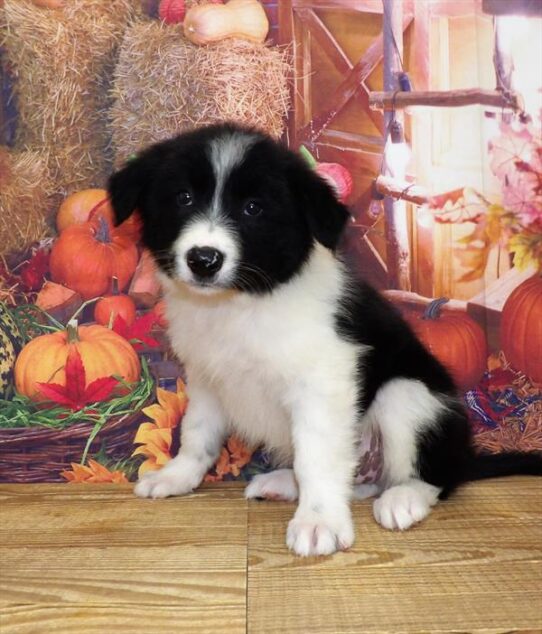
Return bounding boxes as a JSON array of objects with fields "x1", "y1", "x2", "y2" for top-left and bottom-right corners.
[
  {"x1": 177, "y1": 190, "x2": 193, "y2": 207},
  {"x1": 243, "y1": 202, "x2": 263, "y2": 217}
]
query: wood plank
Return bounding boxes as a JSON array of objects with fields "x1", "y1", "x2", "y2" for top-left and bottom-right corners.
[
  {"x1": 0, "y1": 484, "x2": 248, "y2": 634},
  {"x1": 247, "y1": 477, "x2": 542, "y2": 634}
]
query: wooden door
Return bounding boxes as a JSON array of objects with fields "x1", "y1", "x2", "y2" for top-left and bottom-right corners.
[{"x1": 279, "y1": 0, "x2": 417, "y2": 288}]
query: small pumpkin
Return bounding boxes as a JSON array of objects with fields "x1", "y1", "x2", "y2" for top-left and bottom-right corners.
[
  {"x1": 406, "y1": 298, "x2": 487, "y2": 391},
  {"x1": 50, "y1": 216, "x2": 139, "y2": 300},
  {"x1": 14, "y1": 321, "x2": 140, "y2": 400},
  {"x1": 95, "y1": 277, "x2": 137, "y2": 327},
  {"x1": 184, "y1": 0, "x2": 269, "y2": 45},
  {"x1": 153, "y1": 299, "x2": 169, "y2": 328},
  {"x1": 0, "y1": 303, "x2": 24, "y2": 399},
  {"x1": 501, "y1": 274, "x2": 542, "y2": 383},
  {"x1": 56, "y1": 189, "x2": 111, "y2": 233}
]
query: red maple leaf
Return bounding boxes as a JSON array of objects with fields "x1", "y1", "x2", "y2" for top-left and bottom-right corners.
[
  {"x1": 37, "y1": 347, "x2": 119, "y2": 410},
  {"x1": 112, "y1": 312, "x2": 160, "y2": 350},
  {"x1": 19, "y1": 248, "x2": 50, "y2": 291}
]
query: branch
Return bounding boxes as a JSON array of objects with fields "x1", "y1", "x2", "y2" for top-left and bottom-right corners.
[
  {"x1": 375, "y1": 175, "x2": 429, "y2": 205},
  {"x1": 369, "y1": 88, "x2": 521, "y2": 111}
]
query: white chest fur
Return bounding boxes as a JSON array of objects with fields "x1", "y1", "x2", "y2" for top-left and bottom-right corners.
[{"x1": 162, "y1": 246, "x2": 359, "y2": 458}]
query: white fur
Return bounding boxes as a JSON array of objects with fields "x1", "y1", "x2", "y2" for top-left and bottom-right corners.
[
  {"x1": 209, "y1": 132, "x2": 256, "y2": 219},
  {"x1": 173, "y1": 217, "x2": 240, "y2": 288},
  {"x1": 245, "y1": 469, "x2": 298, "y2": 501},
  {"x1": 373, "y1": 479, "x2": 440, "y2": 530}
]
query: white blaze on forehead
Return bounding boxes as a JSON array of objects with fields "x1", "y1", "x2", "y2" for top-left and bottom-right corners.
[
  {"x1": 209, "y1": 131, "x2": 256, "y2": 218},
  {"x1": 173, "y1": 216, "x2": 240, "y2": 285}
]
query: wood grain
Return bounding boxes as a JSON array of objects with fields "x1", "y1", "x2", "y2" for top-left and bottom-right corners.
[
  {"x1": 248, "y1": 477, "x2": 542, "y2": 634},
  {"x1": 0, "y1": 484, "x2": 247, "y2": 634},
  {"x1": 1, "y1": 478, "x2": 541, "y2": 633}
]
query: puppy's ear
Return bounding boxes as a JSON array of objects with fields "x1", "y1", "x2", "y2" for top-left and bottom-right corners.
[
  {"x1": 108, "y1": 144, "x2": 166, "y2": 226},
  {"x1": 108, "y1": 160, "x2": 143, "y2": 226},
  {"x1": 290, "y1": 159, "x2": 350, "y2": 250}
]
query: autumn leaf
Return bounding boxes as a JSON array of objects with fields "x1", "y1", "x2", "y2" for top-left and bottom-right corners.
[
  {"x1": 61, "y1": 459, "x2": 128, "y2": 484},
  {"x1": 508, "y1": 227, "x2": 542, "y2": 270},
  {"x1": 37, "y1": 347, "x2": 119, "y2": 410},
  {"x1": 18, "y1": 248, "x2": 50, "y2": 291},
  {"x1": 428, "y1": 187, "x2": 488, "y2": 224},
  {"x1": 112, "y1": 312, "x2": 160, "y2": 350}
]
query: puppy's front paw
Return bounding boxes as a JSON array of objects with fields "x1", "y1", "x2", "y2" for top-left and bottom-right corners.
[
  {"x1": 286, "y1": 508, "x2": 354, "y2": 557},
  {"x1": 134, "y1": 467, "x2": 197, "y2": 499}
]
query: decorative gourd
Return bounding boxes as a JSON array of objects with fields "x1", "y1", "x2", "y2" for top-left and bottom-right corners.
[
  {"x1": 184, "y1": 0, "x2": 269, "y2": 45},
  {"x1": 56, "y1": 189, "x2": 143, "y2": 242},
  {"x1": 315, "y1": 163, "x2": 354, "y2": 203},
  {"x1": 159, "y1": 0, "x2": 185, "y2": 24},
  {"x1": 501, "y1": 275, "x2": 542, "y2": 383},
  {"x1": 406, "y1": 298, "x2": 487, "y2": 391},
  {"x1": 50, "y1": 216, "x2": 138, "y2": 300},
  {"x1": 299, "y1": 146, "x2": 353, "y2": 203},
  {"x1": 14, "y1": 321, "x2": 140, "y2": 400},
  {"x1": 0, "y1": 303, "x2": 24, "y2": 399},
  {"x1": 95, "y1": 277, "x2": 137, "y2": 327}
]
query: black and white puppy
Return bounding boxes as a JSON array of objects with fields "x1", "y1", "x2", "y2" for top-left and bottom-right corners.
[{"x1": 109, "y1": 123, "x2": 542, "y2": 557}]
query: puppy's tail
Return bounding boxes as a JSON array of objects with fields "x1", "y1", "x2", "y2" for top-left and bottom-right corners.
[{"x1": 466, "y1": 451, "x2": 542, "y2": 481}]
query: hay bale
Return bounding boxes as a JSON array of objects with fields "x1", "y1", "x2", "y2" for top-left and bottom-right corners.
[
  {"x1": 2, "y1": 0, "x2": 137, "y2": 195},
  {"x1": 0, "y1": 148, "x2": 53, "y2": 256},
  {"x1": 110, "y1": 19, "x2": 290, "y2": 166}
]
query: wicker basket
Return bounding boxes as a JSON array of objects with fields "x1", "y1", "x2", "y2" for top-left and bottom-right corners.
[{"x1": 0, "y1": 408, "x2": 148, "y2": 483}]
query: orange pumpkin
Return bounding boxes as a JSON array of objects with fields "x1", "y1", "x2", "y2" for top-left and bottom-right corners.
[
  {"x1": 14, "y1": 322, "x2": 140, "y2": 400},
  {"x1": 56, "y1": 189, "x2": 111, "y2": 233},
  {"x1": 56, "y1": 188, "x2": 143, "y2": 242},
  {"x1": 50, "y1": 216, "x2": 138, "y2": 300},
  {"x1": 501, "y1": 275, "x2": 542, "y2": 383},
  {"x1": 95, "y1": 277, "x2": 137, "y2": 327},
  {"x1": 406, "y1": 298, "x2": 487, "y2": 391}
]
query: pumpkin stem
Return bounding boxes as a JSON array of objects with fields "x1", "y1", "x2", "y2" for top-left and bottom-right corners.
[
  {"x1": 299, "y1": 145, "x2": 318, "y2": 169},
  {"x1": 95, "y1": 215, "x2": 112, "y2": 244},
  {"x1": 423, "y1": 297, "x2": 450, "y2": 320},
  {"x1": 111, "y1": 276, "x2": 120, "y2": 296},
  {"x1": 66, "y1": 319, "x2": 79, "y2": 343}
]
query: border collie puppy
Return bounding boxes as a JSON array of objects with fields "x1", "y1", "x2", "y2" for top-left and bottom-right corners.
[{"x1": 109, "y1": 123, "x2": 542, "y2": 557}]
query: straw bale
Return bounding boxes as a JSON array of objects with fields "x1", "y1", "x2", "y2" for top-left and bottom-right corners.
[
  {"x1": 2, "y1": 0, "x2": 137, "y2": 195},
  {"x1": 110, "y1": 19, "x2": 290, "y2": 166},
  {"x1": 0, "y1": 148, "x2": 53, "y2": 256}
]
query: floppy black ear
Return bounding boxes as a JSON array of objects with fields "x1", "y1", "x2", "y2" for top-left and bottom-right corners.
[
  {"x1": 108, "y1": 141, "x2": 172, "y2": 226},
  {"x1": 290, "y1": 160, "x2": 350, "y2": 250},
  {"x1": 108, "y1": 159, "x2": 144, "y2": 226}
]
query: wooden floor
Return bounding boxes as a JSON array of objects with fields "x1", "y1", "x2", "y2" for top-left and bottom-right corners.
[{"x1": 1, "y1": 478, "x2": 541, "y2": 634}]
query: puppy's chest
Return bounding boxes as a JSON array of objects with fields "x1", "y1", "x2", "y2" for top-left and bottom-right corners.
[{"x1": 168, "y1": 295, "x2": 306, "y2": 449}]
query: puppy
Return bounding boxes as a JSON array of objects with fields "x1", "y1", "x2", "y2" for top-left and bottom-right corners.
[{"x1": 109, "y1": 123, "x2": 542, "y2": 556}]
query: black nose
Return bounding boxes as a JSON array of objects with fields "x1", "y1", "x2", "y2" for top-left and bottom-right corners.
[{"x1": 186, "y1": 247, "x2": 224, "y2": 278}]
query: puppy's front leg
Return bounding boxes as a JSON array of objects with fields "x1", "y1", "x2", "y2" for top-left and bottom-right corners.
[
  {"x1": 287, "y1": 385, "x2": 358, "y2": 556},
  {"x1": 135, "y1": 381, "x2": 227, "y2": 499}
]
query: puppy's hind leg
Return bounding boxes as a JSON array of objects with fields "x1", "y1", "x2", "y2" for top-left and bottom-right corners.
[
  {"x1": 368, "y1": 379, "x2": 467, "y2": 530},
  {"x1": 135, "y1": 380, "x2": 227, "y2": 499}
]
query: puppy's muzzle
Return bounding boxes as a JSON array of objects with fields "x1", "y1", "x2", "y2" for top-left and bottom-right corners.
[{"x1": 186, "y1": 246, "x2": 224, "y2": 279}]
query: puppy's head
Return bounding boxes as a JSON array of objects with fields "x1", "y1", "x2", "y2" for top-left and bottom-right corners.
[{"x1": 108, "y1": 124, "x2": 349, "y2": 294}]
